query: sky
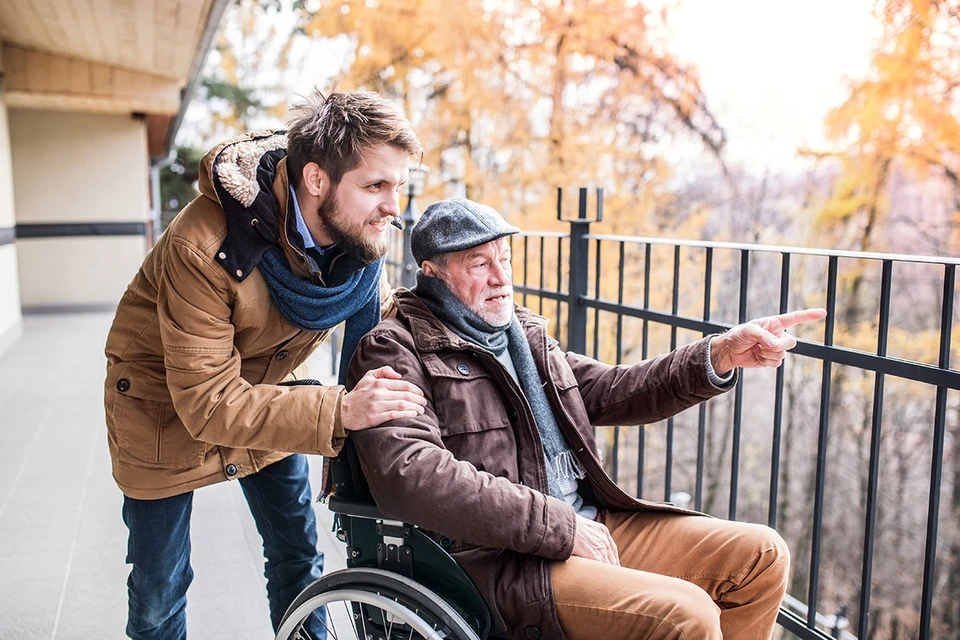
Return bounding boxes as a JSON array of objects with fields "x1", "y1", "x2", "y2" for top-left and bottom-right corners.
[{"x1": 663, "y1": 0, "x2": 880, "y2": 174}]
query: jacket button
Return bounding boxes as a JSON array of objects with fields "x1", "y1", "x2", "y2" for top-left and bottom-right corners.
[
  {"x1": 276, "y1": 350, "x2": 289, "y2": 361},
  {"x1": 524, "y1": 626, "x2": 541, "y2": 639},
  {"x1": 456, "y1": 364, "x2": 470, "y2": 375},
  {"x1": 439, "y1": 536, "x2": 453, "y2": 548},
  {"x1": 225, "y1": 464, "x2": 238, "y2": 476},
  {"x1": 116, "y1": 379, "x2": 130, "y2": 392}
]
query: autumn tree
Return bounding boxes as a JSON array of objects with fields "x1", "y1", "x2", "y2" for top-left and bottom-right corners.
[
  {"x1": 812, "y1": 0, "x2": 960, "y2": 258},
  {"x1": 198, "y1": 0, "x2": 296, "y2": 138},
  {"x1": 291, "y1": 0, "x2": 726, "y2": 232}
]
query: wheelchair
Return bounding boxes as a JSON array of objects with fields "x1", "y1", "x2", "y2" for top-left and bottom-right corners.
[{"x1": 274, "y1": 437, "x2": 493, "y2": 640}]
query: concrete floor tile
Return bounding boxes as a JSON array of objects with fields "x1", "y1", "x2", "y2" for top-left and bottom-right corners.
[
  {"x1": 0, "y1": 546, "x2": 72, "y2": 589},
  {"x1": 0, "y1": 522, "x2": 73, "y2": 557},
  {"x1": 74, "y1": 510, "x2": 127, "y2": 552},
  {"x1": 0, "y1": 500, "x2": 82, "y2": 529},
  {"x1": 55, "y1": 552, "x2": 129, "y2": 640},
  {"x1": 187, "y1": 559, "x2": 273, "y2": 639},
  {"x1": 17, "y1": 463, "x2": 91, "y2": 494},
  {"x1": 0, "y1": 575, "x2": 57, "y2": 640}
]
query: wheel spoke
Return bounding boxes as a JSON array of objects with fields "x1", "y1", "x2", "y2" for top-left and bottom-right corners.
[
  {"x1": 358, "y1": 600, "x2": 368, "y2": 640},
  {"x1": 313, "y1": 604, "x2": 338, "y2": 640},
  {"x1": 379, "y1": 601, "x2": 390, "y2": 637}
]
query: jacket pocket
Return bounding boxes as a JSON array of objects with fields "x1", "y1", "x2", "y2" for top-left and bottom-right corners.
[
  {"x1": 428, "y1": 359, "x2": 519, "y2": 480},
  {"x1": 545, "y1": 338, "x2": 579, "y2": 392},
  {"x1": 114, "y1": 395, "x2": 205, "y2": 469},
  {"x1": 521, "y1": 555, "x2": 547, "y2": 604},
  {"x1": 436, "y1": 403, "x2": 518, "y2": 480},
  {"x1": 425, "y1": 354, "x2": 513, "y2": 434}
]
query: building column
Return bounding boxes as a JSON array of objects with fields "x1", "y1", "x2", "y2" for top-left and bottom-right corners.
[{"x1": 0, "y1": 47, "x2": 23, "y2": 359}]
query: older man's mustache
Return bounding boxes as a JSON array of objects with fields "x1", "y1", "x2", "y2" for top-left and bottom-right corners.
[{"x1": 484, "y1": 287, "x2": 514, "y2": 299}]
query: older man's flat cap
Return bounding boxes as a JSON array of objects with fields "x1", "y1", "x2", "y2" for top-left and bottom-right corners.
[{"x1": 411, "y1": 198, "x2": 520, "y2": 266}]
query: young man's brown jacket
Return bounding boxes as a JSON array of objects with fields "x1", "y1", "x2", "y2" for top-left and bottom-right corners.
[
  {"x1": 347, "y1": 290, "x2": 735, "y2": 640},
  {"x1": 104, "y1": 131, "x2": 391, "y2": 500}
]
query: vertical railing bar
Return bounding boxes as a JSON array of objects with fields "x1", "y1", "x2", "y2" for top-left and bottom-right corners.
[
  {"x1": 729, "y1": 250, "x2": 750, "y2": 520},
  {"x1": 642, "y1": 243, "x2": 651, "y2": 354},
  {"x1": 616, "y1": 242, "x2": 625, "y2": 365},
  {"x1": 613, "y1": 242, "x2": 625, "y2": 485},
  {"x1": 919, "y1": 263, "x2": 955, "y2": 640},
  {"x1": 808, "y1": 254, "x2": 838, "y2": 629},
  {"x1": 593, "y1": 239, "x2": 602, "y2": 360},
  {"x1": 769, "y1": 252, "x2": 791, "y2": 528},
  {"x1": 612, "y1": 426, "x2": 621, "y2": 484},
  {"x1": 557, "y1": 236, "x2": 564, "y2": 344},
  {"x1": 539, "y1": 236, "x2": 545, "y2": 315},
  {"x1": 522, "y1": 235, "x2": 529, "y2": 308},
  {"x1": 696, "y1": 247, "x2": 713, "y2": 512},
  {"x1": 638, "y1": 242, "x2": 651, "y2": 498},
  {"x1": 858, "y1": 258, "x2": 892, "y2": 638},
  {"x1": 665, "y1": 244, "x2": 681, "y2": 501}
]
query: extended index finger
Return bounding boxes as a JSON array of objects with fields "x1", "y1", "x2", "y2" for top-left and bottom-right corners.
[{"x1": 774, "y1": 308, "x2": 827, "y2": 331}]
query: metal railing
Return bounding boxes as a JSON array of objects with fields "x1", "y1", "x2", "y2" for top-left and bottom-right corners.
[{"x1": 385, "y1": 188, "x2": 960, "y2": 640}]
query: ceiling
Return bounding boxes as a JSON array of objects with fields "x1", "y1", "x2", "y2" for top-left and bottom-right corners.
[{"x1": 0, "y1": 0, "x2": 231, "y2": 154}]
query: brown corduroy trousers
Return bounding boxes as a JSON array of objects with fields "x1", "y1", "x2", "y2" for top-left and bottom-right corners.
[{"x1": 552, "y1": 510, "x2": 790, "y2": 640}]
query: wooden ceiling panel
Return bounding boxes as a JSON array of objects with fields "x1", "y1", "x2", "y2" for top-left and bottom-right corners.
[
  {"x1": 3, "y1": 44, "x2": 180, "y2": 114},
  {"x1": 0, "y1": 0, "x2": 215, "y2": 82}
]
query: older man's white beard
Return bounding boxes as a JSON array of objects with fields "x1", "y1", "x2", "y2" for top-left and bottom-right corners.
[{"x1": 469, "y1": 287, "x2": 515, "y2": 327}]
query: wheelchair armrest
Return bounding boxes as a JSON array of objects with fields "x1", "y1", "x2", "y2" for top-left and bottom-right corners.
[{"x1": 327, "y1": 493, "x2": 387, "y2": 520}]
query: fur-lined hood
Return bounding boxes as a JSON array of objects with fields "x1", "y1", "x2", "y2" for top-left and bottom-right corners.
[
  {"x1": 198, "y1": 130, "x2": 287, "y2": 208},
  {"x1": 196, "y1": 130, "x2": 290, "y2": 283}
]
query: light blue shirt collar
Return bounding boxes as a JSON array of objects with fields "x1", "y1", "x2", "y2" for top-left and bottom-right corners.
[
  {"x1": 289, "y1": 185, "x2": 331, "y2": 273},
  {"x1": 290, "y1": 186, "x2": 323, "y2": 252}
]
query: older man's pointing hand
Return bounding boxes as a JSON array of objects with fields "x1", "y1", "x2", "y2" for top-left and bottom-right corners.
[{"x1": 709, "y1": 308, "x2": 828, "y2": 376}]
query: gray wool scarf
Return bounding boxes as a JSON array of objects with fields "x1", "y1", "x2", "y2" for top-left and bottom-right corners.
[{"x1": 414, "y1": 273, "x2": 586, "y2": 500}]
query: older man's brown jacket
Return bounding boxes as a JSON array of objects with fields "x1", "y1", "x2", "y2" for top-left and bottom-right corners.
[
  {"x1": 104, "y1": 130, "x2": 391, "y2": 500},
  {"x1": 347, "y1": 291, "x2": 734, "y2": 640}
]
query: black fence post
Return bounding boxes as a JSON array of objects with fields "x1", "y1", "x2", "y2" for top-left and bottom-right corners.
[
  {"x1": 400, "y1": 192, "x2": 420, "y2": 289},
  {"x1": 562, "y1": 187, "x2": 601, "y2": 353}
]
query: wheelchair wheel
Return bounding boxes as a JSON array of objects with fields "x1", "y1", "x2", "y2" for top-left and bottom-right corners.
[{"x1": 275, "y1": 567, "x2": 482, "y2": 640}]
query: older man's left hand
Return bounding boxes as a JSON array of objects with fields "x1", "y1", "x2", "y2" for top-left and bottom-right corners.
[{"x1": 710, "y1": 308, "x2": 827, "y2": 376}]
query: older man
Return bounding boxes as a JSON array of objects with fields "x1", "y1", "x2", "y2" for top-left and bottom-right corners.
[{"x1": 347, "y1": 198, "x2": 825, "y2": 640}]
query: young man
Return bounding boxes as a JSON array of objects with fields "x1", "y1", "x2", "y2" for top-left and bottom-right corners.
[
  {"x1": 104, "y1": 91, "x2": 428, "y2": 639},
  {"x1": 347, "y1": 198, "x2": 827, "y2": 640}
]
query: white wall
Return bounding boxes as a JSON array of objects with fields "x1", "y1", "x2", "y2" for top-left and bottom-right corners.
[
  {"x1": 0, "y1": 48, "x2": 23, "y2": 359},
  {"x1": 9, "y1": 109, "x2": 149, "y2": 308}
]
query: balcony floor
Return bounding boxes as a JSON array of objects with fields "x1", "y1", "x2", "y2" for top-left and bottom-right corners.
[{"x1": 0, "y1": 311, "x2": 345, "y2": 639}]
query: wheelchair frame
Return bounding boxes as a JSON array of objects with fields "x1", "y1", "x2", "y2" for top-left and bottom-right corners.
[{"x1": 274, "y1": 438, "x2": 492, "y2": 640}]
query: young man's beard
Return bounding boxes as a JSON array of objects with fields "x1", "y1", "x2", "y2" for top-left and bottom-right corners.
[{"x1": 317, "y1": 193, "x2": 391, "y2": 264}]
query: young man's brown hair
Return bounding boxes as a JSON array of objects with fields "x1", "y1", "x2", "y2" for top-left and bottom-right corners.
[{"x1": 286, "y1": 90, "x2": 423, "y2": 188}]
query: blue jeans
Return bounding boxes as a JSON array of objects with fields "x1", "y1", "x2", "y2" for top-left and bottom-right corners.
[{"x1": 122, "y1": 454, "x2": 326, "y2": 639}]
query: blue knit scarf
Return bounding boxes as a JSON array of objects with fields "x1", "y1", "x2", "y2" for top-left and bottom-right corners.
[
  {"x1": 414, "y1": 272, "x2": 585, "y2": 500},
  {"x1": 258, "y1": 246, "x2": 383, "y2": 384}
]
